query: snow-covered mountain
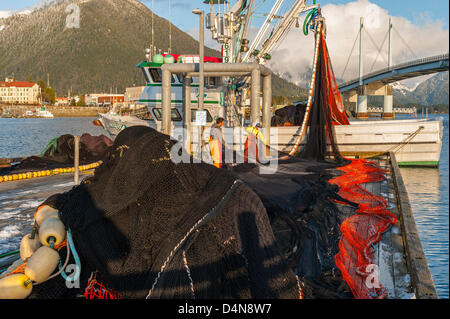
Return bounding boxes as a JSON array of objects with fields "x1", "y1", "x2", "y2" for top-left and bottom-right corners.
[{"x1": 393, "y1": 72, "x2": 449, "y2": 106}]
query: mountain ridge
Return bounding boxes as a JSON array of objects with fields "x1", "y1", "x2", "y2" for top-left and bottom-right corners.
[{"x1": 0, "y1": 0, "x2": 306, "y2": 101}]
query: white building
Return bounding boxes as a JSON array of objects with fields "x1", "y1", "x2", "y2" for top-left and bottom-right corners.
[
  {"x1": 0, "y1": 78, "x2": 41, "y2": 105},
  {"x1": 125, "y1": 86, "x2": 145, "y2": 109}
]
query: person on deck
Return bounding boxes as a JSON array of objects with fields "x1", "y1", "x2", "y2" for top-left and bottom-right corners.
[
  {"x1": 244, "y1": 123, "x2": 268, "y2": 163},
  {"x1": 209, "y1": 117, "x2": 225, "y2": 168}
]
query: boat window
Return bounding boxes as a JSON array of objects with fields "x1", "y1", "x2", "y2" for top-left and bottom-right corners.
[
  {"x1": 191, "y1": 109, "x2": 213, "y2": 123},
  {"x1": 205, "y1": 77, "x2": 222, "y2": 88},
  {"x1": 174, "y1": 74, "x2": 183, "y2": 84},
  {"x1": 148, "y1": 68, "x2": 176, "y2": 83},
  {"x1": 152, "y1": 108, "x2": 183, "y2": 121}
]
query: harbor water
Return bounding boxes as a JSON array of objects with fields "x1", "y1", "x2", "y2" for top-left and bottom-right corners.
[{"x1": 0, "y1": 115, "x2": 448, "y2": 298}]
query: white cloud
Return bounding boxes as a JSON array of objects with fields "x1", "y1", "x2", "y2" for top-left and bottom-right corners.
[{"x1": 264, "y1": 0, "x2": 449, "y2": 86}]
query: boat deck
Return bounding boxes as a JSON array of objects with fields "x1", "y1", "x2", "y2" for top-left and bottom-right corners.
[{"x1": 0, "y1": 153, "x2": 438, "y2": 298}]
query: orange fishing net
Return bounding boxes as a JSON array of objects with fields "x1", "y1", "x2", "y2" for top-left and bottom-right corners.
[
  {"x1": 84, "y1": 272, "x2": 121, "y2": 299},
  {"x1": 329, "y1": 158, "x2": 397, "y2": 299}
]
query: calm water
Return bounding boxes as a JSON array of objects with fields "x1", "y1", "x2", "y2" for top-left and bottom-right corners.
[
  {"x1": 0, "y1": 117, "x2": 107, "y2": 158},
  {"x1": 399, "y1": 114, "x2": 449, "y2": 299},
  {"x1": 0, "y1": 116, "x2": 448, "y2": 298}
]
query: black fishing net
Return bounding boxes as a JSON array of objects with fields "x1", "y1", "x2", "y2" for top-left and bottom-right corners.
[
  {"x1": 22, "y1": 26, "x2": 353, "y2": 300},
  {"x1": 271, "y1": 104, "x2": 307, "y2": 127},
  {"x1": 0, "y1": 134, "x2": 112, "y2": 175},
  {"x1": 30, "y1": 126, "x2": 300, "y2": 299},
  {"x1": 230, "y1": 160, "x2": 353, "y2": 299},
  {"x1": 228, "y1": 31, "x2": 352, "y2": 298},
  {"x1": 296, "y1": 38, "x2": 345, "y2": 164}
]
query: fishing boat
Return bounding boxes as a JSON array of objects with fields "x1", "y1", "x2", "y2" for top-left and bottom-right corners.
[
  {"x1": 34, "y1": 106, "x2": 54, "y2": 118},
  {"x1": 0, "y1": 0, "x2": 439, "y2": 300},
  {"x1": 96, "y1": 0, "x2": 443, "y2": 167}
]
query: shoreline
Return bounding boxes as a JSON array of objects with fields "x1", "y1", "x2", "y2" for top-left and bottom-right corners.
[{"x1": 0, "y1": 105, "x2": 110, "y2": 118}]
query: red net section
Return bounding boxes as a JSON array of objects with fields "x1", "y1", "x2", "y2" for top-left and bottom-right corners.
[
  {"x1": 320, "y1": 36, "x2": 350, "y2": 126},
  {"x1": 84, "y1": 272, "x2": 121, "y2": 299},
  {"x1": 329, "y1": 158, "x2": 397, "y2": 299}
]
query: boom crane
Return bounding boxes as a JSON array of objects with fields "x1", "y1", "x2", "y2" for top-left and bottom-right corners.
[{"x1": 243, "y1": 0, "x2": 320, "y2": 64}]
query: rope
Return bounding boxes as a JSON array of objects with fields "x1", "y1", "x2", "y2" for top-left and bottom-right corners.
[
  {"x1": 356, "y1": 126, "x2": 425, "y2": 159},
  {"x1": 279, "y1": 20, "x2": 323, "y2": 160},
  {"x1": 39, "y1": 136, "x2": 59, "y2": 157},
  {"x1": 0, "y1": 161, "x2": 101, "y2": 184},
  {"x1": 0, "y1": 250, "x2": 19, "y2": 259}
]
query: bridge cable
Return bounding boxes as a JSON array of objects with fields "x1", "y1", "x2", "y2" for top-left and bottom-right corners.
[
  {"x1": 392, "y1": 26, "x2": 417, "y2": 59},
  {"x1": 365, "y1": 29, "x2": 389, "y2": 66},
  {"x1": 369, "y1": 30, "x2": 389, "y2": 73},
  {"x1": 340, "y1": 29, "x2": 360, "y2": 81}
]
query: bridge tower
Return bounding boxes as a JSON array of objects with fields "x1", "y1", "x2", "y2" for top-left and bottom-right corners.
[
  {"x1": 356, "y1": 17, "x2": 368, "y2": 119},
  {"x1": 355, "y1": 17, "x2": 396, "y2": 119},
  {"x1": 382, "y1": 18, "x2": 394, "y2": 119}
]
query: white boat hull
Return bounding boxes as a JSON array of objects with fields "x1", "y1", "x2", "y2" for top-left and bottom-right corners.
[{"x1": 98, "y1": 113, "x2": 443, "y2": 167}]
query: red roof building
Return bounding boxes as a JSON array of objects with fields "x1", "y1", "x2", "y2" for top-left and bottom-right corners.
[{"x1": 0, "y1": 78, "x2": 40, "y2": 104}]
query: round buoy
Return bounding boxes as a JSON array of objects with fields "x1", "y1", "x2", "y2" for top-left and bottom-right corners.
[
  {"x1": 0, "y1": 274, "x2": 33, "y2": 299},
  {"x1": 24, "y1": 246, "x2": 59, "y2": 284},
  {"x1": 164, "y1": 54, "x2": 175, "y2": 64},
  {"x1": 20, "y1": 234, "x2": 41, "y2": 261},
  {"x1": 39, "y1": 217, "x2": 66, "y2": 247},
  {"x1": 34, "y1": 205, "x2": 59, "y2": 227},
  {"x1": 153, "y1": 54, "x2": 164, "y2": 64}
]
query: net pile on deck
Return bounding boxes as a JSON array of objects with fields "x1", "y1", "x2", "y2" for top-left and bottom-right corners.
[
  {"x1": 234, "y1": 20, "x2": 395, "y2": 299},
  {"x1": 0, "y1": 134, "x2": 112, "y2": 175},
  {"x1": 28, "y1": 126, "x2": 300, "y2": 299},
  {"x1": 230, "y1": 20, "x2": 354, "y2": 298}
]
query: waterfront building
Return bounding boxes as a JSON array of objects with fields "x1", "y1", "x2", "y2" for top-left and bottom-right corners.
[
  {"x1": 55, "y1": 97, "x2": 69, "y2": 106},
  {"x1": 125, "y1": 86, "x2": 146, "y2": 109},
  {"x1": 84, "y1": 93, "x2": 125, "y2": 106},
  {"x1": 0, "y1": 77, "x2": 40, "y2": 105}
]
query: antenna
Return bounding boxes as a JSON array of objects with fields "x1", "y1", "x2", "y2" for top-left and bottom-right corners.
[
  {"x1": 152, "y1": 0, "x2": 154, "y2": 56},
  {"x1": 169, "y1": 0, "x2": 172, "y2": 54}
]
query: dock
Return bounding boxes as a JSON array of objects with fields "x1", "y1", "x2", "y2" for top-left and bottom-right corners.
[
  {"x1": 0, "y1": 151, "x2": 437, "y2": 298},
  {"x1": 335, "y1": 151, "x2": 437, "y2": 298}
]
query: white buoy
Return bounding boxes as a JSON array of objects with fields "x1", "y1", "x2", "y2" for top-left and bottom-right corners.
[
  {"x1": 39, "y1": 217, "x2": 66, "y2": 247},
  {"x1": 20, "y1": 234, "x2": 41, "y2": 261},
  {"x1": 34, "y1": 205, "x2": 59, "y2": 226},
  {"x1": 24, "y1": 246, "x2": 59, "y2": 284},
  {"x1": 0, "y1": 274, "x2": 33, "y2": 299}
]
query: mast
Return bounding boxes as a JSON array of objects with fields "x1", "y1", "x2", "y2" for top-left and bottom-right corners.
[
  {"x1": 169, "y1": 0, "x2": 172, "y2": 54},
  {"x1": 152, "y1": 0, "x2": 154, "y2": 55},
  {"x1": 236, "y1": 0, "x2": 254, "y2": 63},
  {"x1": 243, "y1": 0, "x2": 285, "y2": 62}
]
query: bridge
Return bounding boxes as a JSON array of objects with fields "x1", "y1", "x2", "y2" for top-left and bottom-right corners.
[
  {"x1": 367, "y1": 106, "x2": 417, "y2": 116},
  {"x1": 339, "y1": 53, "x2": 449, "y2": 93},
  {"x1": 336, "y1": 17, "x2": 449, "y2": 119}
]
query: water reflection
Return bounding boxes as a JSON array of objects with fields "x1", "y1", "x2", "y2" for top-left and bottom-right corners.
[{"x1": 400, "y1": 151, "x2": 449, "y2": 298}]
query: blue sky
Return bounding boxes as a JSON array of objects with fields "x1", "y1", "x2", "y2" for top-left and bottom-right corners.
[
  {"x1": 1, "y1": 0, "x2": 448, "y2": 85},
  {"x1": 1, "y1": 0, "x2": 449, "y2": 31}
]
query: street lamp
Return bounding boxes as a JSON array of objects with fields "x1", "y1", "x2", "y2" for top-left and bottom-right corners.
[{"x1": 192, "y1": 8, "x2": 204, "y2": 111}]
